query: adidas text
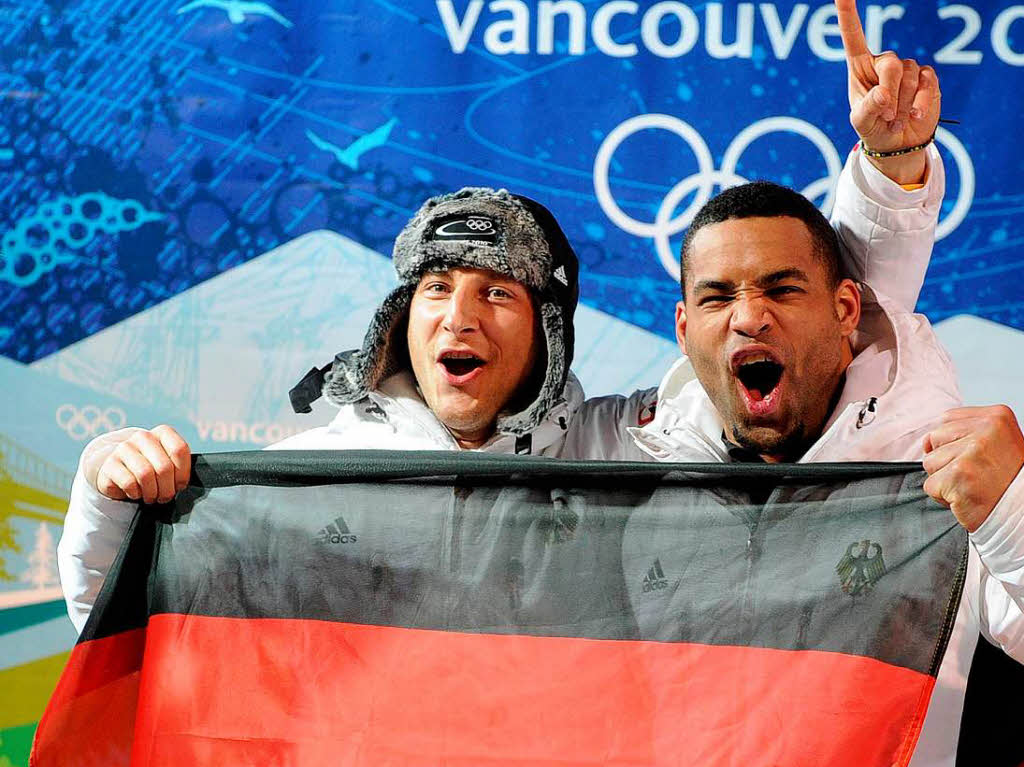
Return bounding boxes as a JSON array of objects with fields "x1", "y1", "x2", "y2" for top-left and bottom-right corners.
[{"x1": 324, "y1": 533, "x2": 357, "y2": 544}]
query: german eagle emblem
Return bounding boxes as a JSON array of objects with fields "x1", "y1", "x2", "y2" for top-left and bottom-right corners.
[
  {"x1": 836, "y1": 540, "x2": 887, "y2": 596},
  {"x1": 539, "y1": 494, "x2": 579, "y2": 545}
]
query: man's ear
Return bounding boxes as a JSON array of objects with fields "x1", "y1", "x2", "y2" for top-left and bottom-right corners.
[
  {"x1": 834, "y1": 279, "x2": 862, "y2": 338},
  {"x1": 675, "y1": 300, "x2": 688, "y2": 355}
]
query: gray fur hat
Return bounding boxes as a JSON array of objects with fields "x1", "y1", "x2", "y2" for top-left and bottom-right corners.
[{"x1": 291, "y1": 187, "x2": 580, "y2": 436}]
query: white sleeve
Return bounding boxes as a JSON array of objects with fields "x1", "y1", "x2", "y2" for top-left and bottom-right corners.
[
  {"x1": 57, "y1": 435, "x2": 141, "y2": 635},
  {"x1": 57, "y1": 424, "x2": 335, "y2": 633},
  {"x1": 830, "y1": 144, "x2": 944, "y2": 313},
  {"x1": 966, "y1": 467, "x2": 1024, "y2": 660}
]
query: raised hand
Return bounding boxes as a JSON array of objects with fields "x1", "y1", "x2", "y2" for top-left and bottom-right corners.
[
  {"x1": 836, "y1": 0, "x2": 942, "y2": 183},
  {"x1": 84, "y1": 425, "x2": 192, "y2": 505},
  {"x1": 923, "y1": 406, "x2": 1024, "y2": 533}
]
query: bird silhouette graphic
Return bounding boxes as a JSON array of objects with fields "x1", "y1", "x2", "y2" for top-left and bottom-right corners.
[
  {"x1": 305, "y1": 118, "x2": 398, "y2": 171},
  {"x1": 176, "y1": 0, "x2": 293, "y2": 28}
]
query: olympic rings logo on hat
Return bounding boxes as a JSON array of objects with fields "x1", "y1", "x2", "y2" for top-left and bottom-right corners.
[
  {"x1": 465, "y1": 218, "x2": 494, "y2": 231},
  {"x1": 593, "y1": 114, "x2": 975, "y2": 281},
  {"x1": 56, "y1": 404, "x2": 127, "y2": 441}
]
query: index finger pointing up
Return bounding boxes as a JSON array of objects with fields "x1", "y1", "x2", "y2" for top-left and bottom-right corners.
[{"x1": 836, "y1": 0, "x2": 872, "y2": 59}]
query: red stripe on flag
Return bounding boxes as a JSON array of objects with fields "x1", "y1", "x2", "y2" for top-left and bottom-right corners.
[
  {"x1": 106, "y1": 614, "x2": 934, "y2": 766},
  {"x1": 32, "y1": 628, "x2": 146, "y2": 767},
  {"x1": 34, "y1": 616, "x2": 936, "y2": 765}
]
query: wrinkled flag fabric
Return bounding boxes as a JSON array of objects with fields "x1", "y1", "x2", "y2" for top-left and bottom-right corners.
[{"x1": 34, "y1": 451, "x2": 968, "y2": 766}]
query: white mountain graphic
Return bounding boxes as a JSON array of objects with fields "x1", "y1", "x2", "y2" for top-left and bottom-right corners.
[
  {"x1": 30, "y1": 228, "x2": 1022, "y2": 437},
  {"x1": 31, "y1": 230, "x2": 678, "y2": 437}
]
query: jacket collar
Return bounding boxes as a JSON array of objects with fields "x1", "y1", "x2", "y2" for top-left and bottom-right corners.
[{"x1": 333, "y1": 369, "x2": 584, "y2": 455}]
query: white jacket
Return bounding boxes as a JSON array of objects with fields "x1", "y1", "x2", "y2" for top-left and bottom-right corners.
[
  {"x1": 58, "y1": 148, "x2": 945, "y2": 629},
  {"x1": 630, "y1": 290, "x2": 1024, "y2": 767},
  {"x1": 269, "y1": 370, "x2": 650, "y2": 460}
]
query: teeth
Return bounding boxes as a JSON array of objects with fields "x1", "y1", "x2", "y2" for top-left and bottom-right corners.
[
  {"x1": 740, "y1": 354, "x2": 775, "y2": 367},
  {"x1": 442, "y1": 352, "x2": 480, "y2": 360}
]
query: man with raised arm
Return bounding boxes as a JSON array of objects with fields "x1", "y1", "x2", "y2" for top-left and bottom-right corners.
[{"x1": 626, "y1": 8, "x2": 1023, "y2": 765}]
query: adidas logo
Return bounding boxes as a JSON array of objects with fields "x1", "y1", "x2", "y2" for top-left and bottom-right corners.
[
  {"x1": 642, "y1": 558, "x2": 669, "y2": 593},
  {"x1": 553, "y1": 265, "x2": 568, "y2": 286},
  {"x1": 317, "y1": 515, "x2": 358, "y2": 544}
]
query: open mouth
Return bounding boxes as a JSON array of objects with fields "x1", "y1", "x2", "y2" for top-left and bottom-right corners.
[
  {"x1": 439, "y1": 351, "x2": 485, "y2": 378},
  {"x1": 736, "y1": 358, "x2": 783, "y2": 401},
  {"x1": 731, "y1": 350, "x2": 785, "y2": 418}
]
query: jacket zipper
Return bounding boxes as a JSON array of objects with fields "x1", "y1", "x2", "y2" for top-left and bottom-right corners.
[
  {"x1": 450, "y1": 485, "x2": 469, "y2": 577},
  {"x1": 798, "y1": 398, "x2": 877, "y2": 463},
  {"x1": 741, "y1": 513, "x2": 761, "y2": 637}
]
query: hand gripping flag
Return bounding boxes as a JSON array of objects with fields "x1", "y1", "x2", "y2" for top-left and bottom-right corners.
[{"x1": 34, "y1": 451, "x2": 967, "y2": 766}]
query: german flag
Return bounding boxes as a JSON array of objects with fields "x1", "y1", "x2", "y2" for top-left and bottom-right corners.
[{"x1": 33, "y1": 451, "x2": 967, "y2": 766}]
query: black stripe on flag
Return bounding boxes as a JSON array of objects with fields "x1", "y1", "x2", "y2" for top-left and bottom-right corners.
[{"x1": 82, "y1": 451, "x2": 968, "y2": 680}]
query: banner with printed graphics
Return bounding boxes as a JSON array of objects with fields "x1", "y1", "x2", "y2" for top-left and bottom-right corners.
[{"x1": 1, "y1": 2, "x2": 1022, "y2": 764}]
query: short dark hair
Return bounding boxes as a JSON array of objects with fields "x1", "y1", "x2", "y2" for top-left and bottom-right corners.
[{"x1": 679, "y1": 181, "x2": 844, "y2": 295}]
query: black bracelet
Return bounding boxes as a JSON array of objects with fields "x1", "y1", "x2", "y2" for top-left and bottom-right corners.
[{"x1": 860, "y1": 134, "x2": 935, "y2": 159}]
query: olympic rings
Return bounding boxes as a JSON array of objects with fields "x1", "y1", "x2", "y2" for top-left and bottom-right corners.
[
  {"x1": 55, "y1": 404, "x2": 127, "y2": 441},
  {"x1": 593, "y1": 114, "x2": 975, "y2": 281},
  {"x1": 466, "y1": 218, "x2": 494, "y2": 231}
]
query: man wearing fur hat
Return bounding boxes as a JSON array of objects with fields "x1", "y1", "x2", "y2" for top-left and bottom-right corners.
[{"x1": 285, "y1": 188, "x2": 587, "y2": 454}]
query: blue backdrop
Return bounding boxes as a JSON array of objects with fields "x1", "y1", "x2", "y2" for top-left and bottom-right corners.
[
  {"x1": 1, "y1": 2, "x2": 1022, "y2": 762},
  {"x1": 2, "y1": 0, "x2": 1022, "y2": 357}
]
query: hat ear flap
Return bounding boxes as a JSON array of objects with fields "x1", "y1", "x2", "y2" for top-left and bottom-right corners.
[
  {"x1": 323, "y1": 285, "x2": 414, "y2": 406},
  {"x1": 496, "y1": 301, "x2": 566, "y2": 436}
]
